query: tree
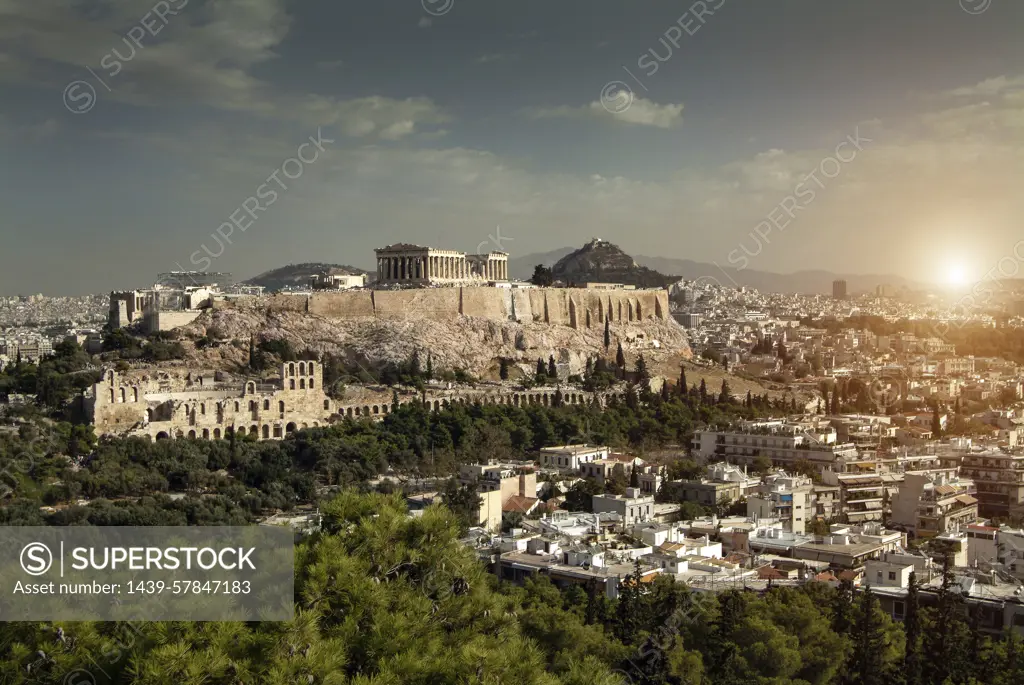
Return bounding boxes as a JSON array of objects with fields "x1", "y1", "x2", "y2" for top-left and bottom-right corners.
[
  {"x1": 678, "y1": 366, "x2": 687, "y2": 396},
  {"x1": 903, "y1": 571, "x2": 922, "y2": 685},
  {"x1": 635, "y1": 354, "x2": 650, "y2": 382},
  {"x1": 931, "y1": 405, "x2": 943, "y2": 438},
  {"x1": 924, "y1": 552, "x2": 970, "y2": 684},
  {"x1": 409, "y1": 349, "x2": 422, "y2": 379},
  {"x1": 616, "y1": 342, "x2": 626, "y2": 370},
  {"x1": 530, "y1": 264, "x2": 554, "y2": 287},
  {"x1": 547, "y1": 355, "x2": 557, "y2": 379},
  {"x1": 629, "y1": 467, "x2": 640, "y2": 488},
  {"x1": 746, "y1": 390, "x2": 753, "y2": 408},
  {"x1": 699, "y1": 378, "x2": 707, "y2": 403},
  {"x1": 440, "y1": 478, "x2": 483, "y2": 533},
  {"x1": 752, "y1": 455, "x2": 772, "y2": 475},
  {"x1": 499, "y1": 357, "x2": 509, "y2": 381},
  {"x1": 425, "y1": 352, "x2": 433, "y2": 380},
  {"x1": 604, "y1": 319, "x2": 611, "y2": 350},
  {"x1": 848, "y1": 586, "x2": 888, "y2": 685},
  {"x1": 536, "y1": 358, "x2": 546, "y2": 382},
  {"x1": 718, "y1": 379, "x2": 731, "y2": 404},
  {"x1": 830, "y1": 389, "x2": 840, "y2": 415},
  {"x1": 660, "y1": 381, "x2": 670, "y2": 402}
]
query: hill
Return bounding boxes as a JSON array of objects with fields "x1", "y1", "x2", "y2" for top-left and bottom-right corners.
[
  {"x1": 509, "y1": 245, "x2": 922, "y2": 295},
  {"x1": 244, "y1": 262, "x2": 369, "y2": 292},
  {"x1": 549, "y1": 239, "x2": 678, "y2": 288}
]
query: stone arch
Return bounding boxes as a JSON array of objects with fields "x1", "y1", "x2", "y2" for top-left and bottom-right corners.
[
  {"x1": 119, "y1": 387, "x2": 126, "y2": 402},
  {"x1": 263, "y1": 399, "x2": 270, "y2": 410},
  {"x1": 246, "y1": 382, "x2": 255, "y2": 394},
  {"x1": 156, "y1": 431, "x2": 169, "y2": 440},
  {"x1": 309, "y1": 377, "x2": 315, "y2": 389},
  {"x1": 628, "y1": 301, "x2": 634, "y2": 321},
  {"x1": 146, "y1": 408, "x2": 154, "y2": 421},
  {"x1": 299, "y1": 362, "x2": 306, "y2": 375},
  {"x1": 433, "y1": 400, "x2": 440, "y2": 411},
  {"x1": 200, "y1": 403, "x2": 206, "y2": 415},
  {"x1": 273, "y1": 425, "x2": 282, "y2": 438},
  {"x1": 513, "y1": 395, "x2": 520, "y2": 406},
  {"x1": 279, "y1": 400, "x2": 285, "y2": 413},
  {"x1": 188, "y1": 430, "x2": 196, "y2": 439},
  {"x1": 234, "y1": 401, "x2": 240, "y2": 412},
  {"x1": 382, "y1": 404, "x2": 389, "y2": 413},
  {"x1": 249, "y1": 400, "x2": 257, "y2": 411},
  {"x1": 175, "y1": 430, "x2": 184, "y2": 439},
  {"x1": 585, "y1": 309, "x2": 591, "y2": 328},
  {"x1": 289, "y1": 379, "x2": 295, "y2": 390},
  {"x1": 373, "y1": 405, "x2": 379, "y2": 415},
  {"x1": 363, "y1": 405, "x2": 370, "y2": 416},
  {"x1": 213, "y1": 428, "x2": 221, "y2": 439},
  {"x1": 286, "y1": 422, "x2": 297, "y2": 433},
  {"x1": 543, "y1": 393, "x2": 549, "y2": 406},
  {"x1": 300, "y1": 378, "x2": 306, "y2": 389},
  {"x1": 618, "y1": 301, "x2": 623, "y2": 322},
  {"x1": 289, "y1": 362, "x2": 296, "y2": 376},
  {"x1": 262, "y1": 425, "x2": 270, "y2": 439},
  {"x1": 324, "y1": 399, "x2": 330, "y2": 411},
  {"x1": 301, "y1": 423, "x2": 308, "y2": 430}
]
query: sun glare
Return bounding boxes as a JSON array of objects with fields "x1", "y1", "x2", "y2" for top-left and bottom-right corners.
[{"x1": 946, "y1": 263, "x2": 968, "y2": 287}]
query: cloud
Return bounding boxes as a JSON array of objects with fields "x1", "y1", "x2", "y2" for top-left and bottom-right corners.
[{"x1": 526, "y1": 97, "x2": 684, "y2": 129}]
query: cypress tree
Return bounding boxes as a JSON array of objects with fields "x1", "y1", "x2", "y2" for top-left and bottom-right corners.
[
  {"x1": 931, "y1": 405, "x2": 943, "y2": 438},
  {"x1": 699, "y1": 379, "x2": 708, "y2": 403},
  {"x1": 425, "y1": 352, "x2": 433, "y2": 380},
  {"x1": 746, "y1": 390, "x2": 753, "y2": 408},
  {"x1": 678, "y1": 366, "x2": 687, "y2": 395},
  {"x1": 604, "y1": 319, "x2": 611, "y2": 350},
  {"x1": 849, "y1": 586, "x2": 887, "y2": 685},
  {"x1": 660, "y1": 382, "x2": 670, "y2": 402},
  {"x1": 547, "y1": 355, "x2": 557, "y2": 378},
  {"x1": 903, "y1": 571, "x2": 922, "y2": 685},
  {"x1": 499, "y1": 357, "x2": 509, "y2": 381},
  {"x1": 536, "y1": 358, "x2": 546, "y2": 379},
  {"x1": 635, "y1": 354, "x2": 649, "y2": 382},
  {"x1": 410, "y1": 349, "x2": 421, "y2": 378},
  {"x1": 616, "y1": 342, "x2": 625, "y2": 369},
  {"x1": 830, "y1": 389, "x2": 840, "y2": 414},
  {"x1": 585, "y1": 356, "x2": 594, "y2": 378},
  {"x1": 719, "y1": 379, "x2": 730, "y2": 404}
]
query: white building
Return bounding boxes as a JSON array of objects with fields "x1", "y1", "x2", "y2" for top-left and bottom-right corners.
[{"x1": 539, "y1": 445, "x2": 609, "y2": 471}]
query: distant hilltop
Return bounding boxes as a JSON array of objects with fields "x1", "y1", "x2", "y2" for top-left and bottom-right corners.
[
  {"x1": 549, "y1": 239, "x2": 678, "y2": 289},
  {"x1": 244, "y1": 263, "x2": 370, "y2": 292}
]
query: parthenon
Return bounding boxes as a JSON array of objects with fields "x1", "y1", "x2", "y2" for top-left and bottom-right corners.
[{"x1": 375, "y1": 244, "x2": 508, "y2": 285}]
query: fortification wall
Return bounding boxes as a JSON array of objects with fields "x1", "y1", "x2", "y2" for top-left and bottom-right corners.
[
  {"x1": 309, "y1": 291, "x2": 374, "y2": 318},
  {"x1": 235, "y1": 287, "x2": 668, "y2": 328},
  {"x1": 373, "y1": 289, "x2": 462, "y2": 320}
]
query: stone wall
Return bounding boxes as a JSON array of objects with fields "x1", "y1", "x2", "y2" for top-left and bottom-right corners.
[{"x1": 251, "y1": 287, "x2": 668, "y2": 329}]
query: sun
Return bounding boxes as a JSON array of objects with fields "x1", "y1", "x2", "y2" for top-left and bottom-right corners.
[{"x1": 945, "y1": 263, "x2": 968, "y2": 287}]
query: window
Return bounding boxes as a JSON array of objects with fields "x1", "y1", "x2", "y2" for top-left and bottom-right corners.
[
  {"x1": 888, "y1": 572, "x2": 897, "y2": 581},
  {"x1": 893, "y1": 600, "x2": 905, "y2": 620}
]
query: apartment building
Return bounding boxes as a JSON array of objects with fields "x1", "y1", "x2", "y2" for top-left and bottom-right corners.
[
  {"x1": 746, "y1": 472, "x2": 815, "y2": 534},
  {"x1": 958, "y1": 449, "x2": 1024, "y2": 519},
  {"x1": 692, "y1": 420, "x2": 858, "y2": 473},
  {"x1": 889, "y1": 473, "x2": 978, "y2": 538},
  {"x1": 539, "y1": 444, "x2": 609, "y2": 471}
]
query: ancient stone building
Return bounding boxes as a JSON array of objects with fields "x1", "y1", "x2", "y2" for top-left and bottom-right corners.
[
  {"x1": 88, "y1": 362, "x2": 332, "y2": 441},
  {"x1": 88, "y1": 362, "x2": 625, "y2": 442},
  {"x1": 375, "y1": 243, "x2": 508, "y2": 285}
]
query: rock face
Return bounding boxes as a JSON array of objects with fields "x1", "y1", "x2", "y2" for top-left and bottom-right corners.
[
  {"x1": 552, "y1": 239, "x2": 677, "y2": 288},
  {"x1": 180, "y1": 306, "x2": 693, "y2": 381}
]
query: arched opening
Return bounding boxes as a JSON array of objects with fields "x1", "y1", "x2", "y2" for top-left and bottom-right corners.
[
  {"x1": 288, "y1": 362, "x2": 295, "y2": 376},
  {"x1": 188, "y1": 430, "x2": 196, "y2": 439},
  {"x1": 156, "y1": 431, "x2": 169, "y2": 440},
  {"x1": 299, "y1": 362, "x2": 306, "y2": 375},
  {"x1": 382, "y1": 405, "x2": 389, "y2": 413},
  {"x1": 300, "y1": 379, "x2": 306, "y2": 389},
  {"x1": 250, "y1": 425, "x2": 258, "y2": 436},
  {"x1": 373, "y1": 405, "x2": 379, "y2": 414},
  {"x1": 434, "y1": 401, "x2": 440, "y2": 411},
  {"x1": 202, "y1": 428, "x2": 210, "y2": 439},
  {"x1": 234, "y1": 401, "x2": 240, "y2": 412},
  {"x1": 273, "y1": 425, "x2": 282, "y2": 438},
  {"x1": 262, "y1": 425, "x2": 270, "y2": 439},
  {"x1": 347, "y1": 407, "x2": 354, "y2": 417},
  {"x1": 246, "y1": 382, "x2": 255, "y2": 394},
  {"x1": 543, "y1": 394, "x2": 549, "y2": 406},
  {"x1": 354, "y1": 407, "x2": 361, "y2": 416},
  {"x1": 324, "y1": 399, "x2": 330, "y2": 411},
  {"x1": 110, "y1": 389, "x2": 116, "y2": 403},
  {"x1": 279, "y1": 400, "x2": 285, "y2": 413},
  {"x1": 107, "y1": 371, "x2": 115, "y2": 383},
  {"x1": 286, "y1": 422, "x2": 297, "y2": 433},
  {"x1": 289, "y1": 379, "x2": 295, "y2": 390},
  {"x1": 309, "y1": 378, "x2": 315, "y2": 389},
  {"x1": 263, "y1": 399, "x2": 270, "y2": 410},
  {"x1": 363, "y1": 406, "x2": 370, "y2": 416},
  {"x1": 175, "y1": 430, "x2": 184, "y2": 439},
  {"x1": 249, "y1": 400, "x2": 257, "y2": 411},
  {"x1": 213, "y1": 428, "x2": 221, "y2": 439}
]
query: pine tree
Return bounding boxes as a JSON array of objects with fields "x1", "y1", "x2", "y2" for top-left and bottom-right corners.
[
  {"x1": 718, "y1": 379, "x2": 730, "y2": 404},
  {"x1": 903, "y1": 571, "x2": 922, "y2": 685},
  {"x1": 832, "y1": 578, "x2": 855, "y2": 636},
  {"x1": 547, "y1": 355, "x2": 557, "y2": 378},
  {"x1": 616, "y1": 342, "x2": 625, "y2": 369},
  {"x1": 924, "y1": 553, "x2": 970, "y2": 684},
  {"x1": 604, "y1": 319, "x2": 611, "y2": 350},
  {"x1": 499, "y1": 358, "x2": 509, "y2": 381}
]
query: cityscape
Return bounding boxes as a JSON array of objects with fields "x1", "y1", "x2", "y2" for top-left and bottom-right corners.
[{"x1": 3, "y1": 1, "x2": 1024, "y2": 684}]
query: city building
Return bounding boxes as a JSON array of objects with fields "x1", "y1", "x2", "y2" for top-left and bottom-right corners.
[
  {"x1": 833, "y1": 279, "x2": 848, "y2": 300},
  {"x1": 539, "y1": 445, "x2": 609, "y2": 471},
  {"x1": 592, "y1": 488, "x2": 656, "y2": 525},
  {"x1": 958, "y1": 449, "x2": 1024, "y2": 519},
  {"x1": 746, "y1": 472, "x2": 815, "y2": 534},
  {"x1": 374, "y1": 244, "x2": 508, "y2": 285},
  {"x1": 888, "y1": 473, "x2": 978, "y2": 538},
  {"x1": 692, "y1": 420, "x2": 858, "y2": 473}
]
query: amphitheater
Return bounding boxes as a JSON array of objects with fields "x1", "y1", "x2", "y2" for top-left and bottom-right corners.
[{"x1": 87, "y1": 361, "x2": 627, "y2": 442}]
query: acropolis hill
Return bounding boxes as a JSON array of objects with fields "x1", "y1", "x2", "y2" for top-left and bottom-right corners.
[{"x1": 179, "y1": 285, "x2": 693, "y2": 381}]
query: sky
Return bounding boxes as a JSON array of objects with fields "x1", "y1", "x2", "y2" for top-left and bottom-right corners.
[{"x1": 1, "y1": 0, "x2": 1023, "y2": 295}]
